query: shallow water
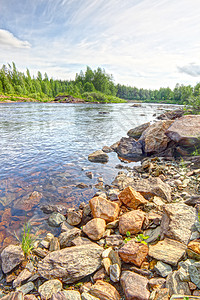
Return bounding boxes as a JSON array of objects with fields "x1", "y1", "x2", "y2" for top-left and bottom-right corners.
[{"x1": 0, "y1": 102, "x2": 178, "y2": 244}]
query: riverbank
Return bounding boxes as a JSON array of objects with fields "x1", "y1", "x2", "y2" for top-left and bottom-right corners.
[{"x1": 0, "y1": 111, "x2": 200, "y2": 299}]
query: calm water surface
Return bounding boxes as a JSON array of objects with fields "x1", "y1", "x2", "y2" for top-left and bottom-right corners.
[{"x1": 0, "y1": 102, "x2": 177, "y2": 243}]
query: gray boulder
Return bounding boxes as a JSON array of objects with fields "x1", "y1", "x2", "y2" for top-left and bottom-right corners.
[
  {"x1": 115, "y1": 137, "x2": 143, "y2": 159},
  {"x1": 1, "y1": 245, "x2": 25, "y2": 274},
  {"x1": 38, "y1": 244, "x2": 103, "y2": 283},
  {"x1": 127, "y1": 122, "x2": 150, "y2": 139},
  {"x1": 88, "y1": 150, "x2": 109, "y2": 163}
]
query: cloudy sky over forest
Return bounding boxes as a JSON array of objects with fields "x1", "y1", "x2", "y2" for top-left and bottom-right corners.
[{"x1": 0, "y1": 0, "x2": 200, "y2": 89}]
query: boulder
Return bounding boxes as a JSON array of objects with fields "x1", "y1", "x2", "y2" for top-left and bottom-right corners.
[
  {"x1": 149, "y1": 238, "x2": 186, "y2": 266},
  {"x1": 127, "y1": 122, "x2": 150, "y2": 139},
  {"x1": 120, "y1": 271, "x2": 150, "y2": 300},
  {"x1": 88, "y1": 150, "x2": 109, "y2": 163},
  {"x1": 1, "y1": 245, "x2": 25, "y2": 274},
  {"x1": 38, "y1": 244, "x2": 103, "y2": 283},
  {"x1": 165, "y1": 115, "x2": 200, "y2": 149},
  {"x1": 119, "y1": 240, "x2": 148, "y2": 267},
  {"x1": 83, "y1": 218, "x2": 106, "y2": 240},
  {"x1": 119, "y1": 210, "x2": 145, "y2": 235},
  {"x1": 89, "y1": 280, "x2": 120, "y2": 300},
  {"x1": 160, "y1": 203, "x2": 196, "y2": 245},
  {"x1": 118, "y1": 186, "x2": 148, "y2": 209},
  {"x1": 14, "y1": 191, "x2": 42, "y2": 211},
  {"x1": 157, "y1": 109, "x2": 184, "y2": 120},
  {"x1": 38, "y1": 279, "x2": 62, "y2": 299},
  {"x1": 139, "y1": 120, "x2": 174, "y2": 154},
  {"x1": 115, "y1": 137, "x2": 143, "y2": 159},
  {"x1": 90, "y1": 196, "x2": 120, "y2": 222}
]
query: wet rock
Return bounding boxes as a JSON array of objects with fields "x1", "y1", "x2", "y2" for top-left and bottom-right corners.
[
  {"x1": 166, "y1": 270, "x2": 191, "y2": 296},
  {"x1": 81, "y1": 292, "x2": 99, "y2": 300},
  {"x1": 83, "y1": 218, "x2": 106, "y2": 241},
  {"x1": 14, "y1": 191, "x2": 42, "y2": 211},
  {"x1": 115, "y1": 137, "x2": 143, "y2": 159},
  {"x1": 157, "y1": 109, "x2": 184, "y2": 120},
  {"x1": 1, "y1": 245, "x2": 25, "y2": 274},
  {"x1": 88, "y1": 150, "x2": 109, "y2": 163},
  {"x1": 119, "y1": 210, "x2": 145, "y2": 235},
  {"x1": 67, "y1": 209, "x2": 82, "y2": 226},
  {"x1": 85, "y1": 172, "x2": 93, "y2": 179},
  {"x1": 76, "y1": 183, "x2": 89, "y2": 189},
  {"x1": 16, "y1": 282, "x2": 34, "y2": 294},
  {"x1": 89, "y1": 280, "x2": 120, "y2": 300},
  {"x1": 165, "y1": 115, "x2": 200, "y2": 149},
  {"x1": 48, "y1": 212, "x2": 65, "y2": 227},
  {"x1": 160, "y1": 203, "x2": 196, "y2": 245},
  {"x1": 49, "y1": 237, "x2": 60, "y2": 251},
  {"x1": 154, "y1": 261, "x2": 172, "y2": 278},
  {"x1": 127, "y1": 122, "x2": 150, "y2": 139},
  {"x1": 119, "y1": 240, "x2": 148, "y2": 267},
  {"x1": 102, "y1": 146, "x2": 113, "y2": 153},
  {"x1": 149, "y1": 238, "x2": 187, "y2": 266},
  {"x1": 1, "y1": 292, "x2": 24, "y2": 300},
  {"x1": 38, "y1": 279, "x2": 62, "y2": 299},
  {"x1": 38, "y1": 244, "x2": 103, "y2": 283},
  {"x1": 139, "y1": 120, "x2": 174, "y2": 154},
  {"x1": 51, "y1": 290, "x2": 81, "y2": 300},
  {"x1": 89, "y1": 196, "x2": 120, "y2": 222},
  {"x1": 121, "y1": 270, "x2": 150, "y2": 300},
  {"x1": 59, "y1": 227, "x2": 81, "y2": 248},
  {"x1": 118, "y1": 186, "x2": 148, "y2": 209}
]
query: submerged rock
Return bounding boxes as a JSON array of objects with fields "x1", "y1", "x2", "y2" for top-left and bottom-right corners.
[
  {"x1": 14, "y1": 191, "x2": 42, "y2": 211},
  {"x1": 88, "y1": 150, "x2": 109, "y2": 163}
]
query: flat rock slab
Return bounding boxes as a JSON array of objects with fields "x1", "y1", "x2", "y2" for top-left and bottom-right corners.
[
  {"x1": 1, "y1": 245, "x2": 25, "y2": 274},
  {"x1": 120, "y1": 271, "x2": 150, "y2": 300},
  {"x1": 149, "y1": 238, "x2": 186, "y2": 266},
  {"x1": 38, "y1": 244, "x2": 103, "y2": 283},
  {"x1": 165, "y1": 115, "x2": 200, "y2": 147},
  {"x1": 160, "y1": 203, "x2": 196, "y2": 245}
]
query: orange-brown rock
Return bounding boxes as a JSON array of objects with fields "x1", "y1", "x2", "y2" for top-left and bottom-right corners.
[
  {"x1": 2, "y1": 208, "x2": 12, "y2": 224},
  {"x1": 119, "y1": 240, "x2": 148, "y2": 267},
  {"x1": 118, "y1": 186, "x2": 148, "y2": 209},
  {"x1": 83, "y1": 218, "x2": 106, "y2": 240},
  {"x1": 119, "y1": 210, "x2": 145, "y2": 235},
  {"x1": 89, "y1": 280, "x2": 120, "y2": 300},
  {"x1": 89, "y1": 196, "x2": 120, "y2": 223}
]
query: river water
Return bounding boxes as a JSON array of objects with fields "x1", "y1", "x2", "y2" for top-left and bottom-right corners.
[{"x1": 0, "y1": 102, "x2": 178, "y2": 244}]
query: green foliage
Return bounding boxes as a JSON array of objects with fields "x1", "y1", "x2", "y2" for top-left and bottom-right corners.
[
  {"x1": 135, "y1": 234, "x2": 149, "y2": 245},
  {"x1": 15, "y1": 222, "x2": 35, "y2": 257},
  {"x1": 124, "y1": 231, "x2": 132, "y2": 243}
]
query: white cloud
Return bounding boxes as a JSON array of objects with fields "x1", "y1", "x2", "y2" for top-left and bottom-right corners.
[{"x1": 0, "y1": 29, "x2": 31, "y2": 49}]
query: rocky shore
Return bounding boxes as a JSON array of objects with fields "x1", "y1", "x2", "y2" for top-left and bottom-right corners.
[{"x1": 0, "y1": 110, "x2": 200, "y2": 300}]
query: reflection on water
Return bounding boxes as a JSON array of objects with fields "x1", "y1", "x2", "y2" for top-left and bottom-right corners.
[{"x1": 0, "y1": 102, "x2": 177, "y2": 245}]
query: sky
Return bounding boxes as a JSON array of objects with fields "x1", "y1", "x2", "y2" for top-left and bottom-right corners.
[{"x1": 0, "y1": 0, "x2": 200, "y2": 89}]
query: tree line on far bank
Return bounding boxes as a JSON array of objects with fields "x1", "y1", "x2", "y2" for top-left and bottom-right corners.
[{"x1": 0, "y1": 62, "x2": 199, "y2": 109}]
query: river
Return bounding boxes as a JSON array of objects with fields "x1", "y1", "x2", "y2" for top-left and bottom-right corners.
[{"x1": 0, "y1": 102, "x2": 178, "y2": 244}]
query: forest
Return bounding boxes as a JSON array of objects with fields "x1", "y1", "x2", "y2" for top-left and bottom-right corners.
[{"x1": 0, "y1": 62, "x2": 200, "y2": 109}]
